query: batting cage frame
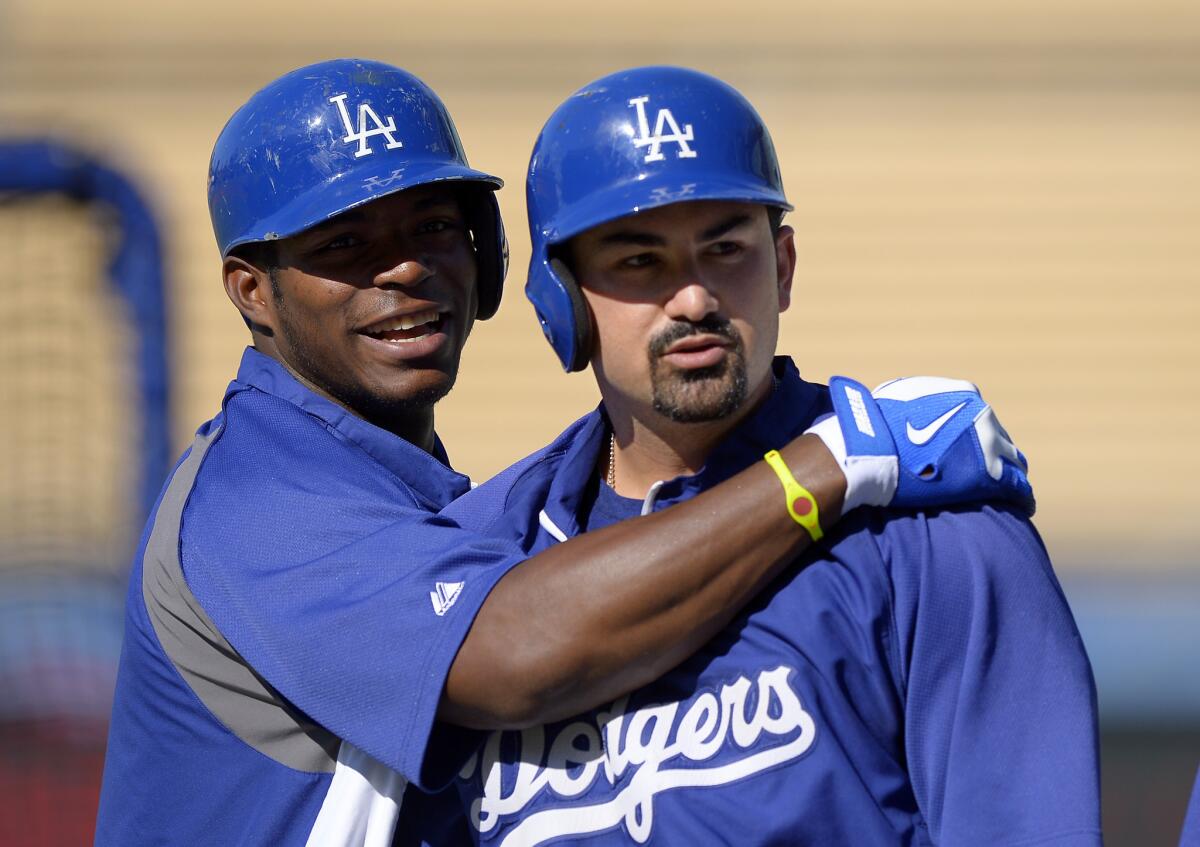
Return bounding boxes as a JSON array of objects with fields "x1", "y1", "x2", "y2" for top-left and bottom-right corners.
[
  {"x1": 0, "y1": 139, "x2": 170, "y2": 519},
  {"x1": 0, "y1": 139, "x2": 170, "y2": 846}
]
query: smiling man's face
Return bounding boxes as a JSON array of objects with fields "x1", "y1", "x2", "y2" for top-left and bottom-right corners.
[
  {"x1": 246, "y1": 185, "x2": 480, "y2": 423},
  {"x1": 566, "y1": 200, "x2": 794, "y2": 426}
]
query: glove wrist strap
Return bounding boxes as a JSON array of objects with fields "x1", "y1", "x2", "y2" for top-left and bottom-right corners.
[{"x1": 804, "y1": 414, "x2": 898, "y2": 515}]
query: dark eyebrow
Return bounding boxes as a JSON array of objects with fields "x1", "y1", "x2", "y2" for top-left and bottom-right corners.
[
  {"x1": 312, "y1": 210, "x2": 365, "y2": 230},
  {"x1": 598, "y1": 213, "x2": 754, "y2": 249},
  {"x1": 599, "y1": 230, "x2": 666, "y2": 248},
  {"x1": 411, "y1": 194, "x2": 460, "y2": 212},
  {"x1": 699, "y1": 213, "x2": 753, "y2": 242}
]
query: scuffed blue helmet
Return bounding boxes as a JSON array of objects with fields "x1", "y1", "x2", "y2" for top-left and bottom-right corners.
[
  {"x1": 208, "y1": 58, "x2": 507, "y2": 320},
  {"x1": 525, "y1": 65, "x2": 792, "y2": 371}
]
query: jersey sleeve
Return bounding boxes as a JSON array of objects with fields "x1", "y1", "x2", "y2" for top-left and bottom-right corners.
[
  {"x1": 878, "y1": 505, "x2": 1103, "y2": 846},
  {"x1": 178, "y1": 394, "x2": 527, "y2": 790}
]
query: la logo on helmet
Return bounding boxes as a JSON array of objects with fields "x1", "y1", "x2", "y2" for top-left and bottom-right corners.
[
  {"x1": 329, "y1": 93, "x2": 405, "y2": 158},
  {"x1": 628, "y1": 96, "x2": 697, "y2": 163}
]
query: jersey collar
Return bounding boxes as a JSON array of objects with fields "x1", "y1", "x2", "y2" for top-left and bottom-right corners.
[{"x1": 226, "y1": 347, "x2": 471, "y2": 507}]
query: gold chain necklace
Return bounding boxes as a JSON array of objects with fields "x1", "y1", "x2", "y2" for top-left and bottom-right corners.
[{"x1": 607, "y1": 432, "x2": 616, "y2": 488}]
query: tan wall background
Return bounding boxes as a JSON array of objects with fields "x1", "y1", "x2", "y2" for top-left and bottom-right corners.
[{"x1": 2, "y1": 0, "x2": 1197, "y2": 573}]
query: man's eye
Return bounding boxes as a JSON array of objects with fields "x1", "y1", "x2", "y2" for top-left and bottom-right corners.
[
  {"x1": 620, "y1": 253, "x2": 657, "y2": 269},
  {"x1": 709, "y1": 241, "x2": 743, "y2": 256},
  {"x1": 418, "y1": 218, "x2": 462, "y2": 235},
  {"x1": 318, "y1": 234, "x2": 360, "y2": 252}
]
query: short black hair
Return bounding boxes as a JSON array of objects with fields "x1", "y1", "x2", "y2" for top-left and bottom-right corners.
[
  {"x1": 229, "y1": 240, "x2": 278, "y2": 268},
  {"x1": 230, "y1": 241, "x2": 283, "y2": 300},
  {"x1": 767, "y1": 206, "x2": 786, "y2": 235}
]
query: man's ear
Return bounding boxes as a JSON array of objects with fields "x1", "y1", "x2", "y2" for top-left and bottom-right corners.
[
  {"x1": 222, "y1": 256, "x2": 276, "y2": 332},
  {"x1": 774, "y1": 224, "x2": 797, "y2": 313}
]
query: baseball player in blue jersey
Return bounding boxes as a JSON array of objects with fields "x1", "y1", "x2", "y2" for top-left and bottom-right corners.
[
  {"x1": 397, "y1": 66, "x2": 1101, "y2": 846},
  {"x1": 95, "y1": 59, "x2": 1036, "y2": 846}
]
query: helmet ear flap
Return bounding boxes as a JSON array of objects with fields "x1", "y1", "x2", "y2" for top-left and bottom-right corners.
[
  {"x1": 525, "y1": 256, "x2": 594, "y2": 373},
  {"x1": 464, "y1": 191, "x2": 507, "y2": 321},
  {"x1": 550, "y1": 258, "x2": 595, "y2": 373}
]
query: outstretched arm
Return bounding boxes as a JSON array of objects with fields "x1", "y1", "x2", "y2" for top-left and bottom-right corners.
[
  {"x1": 441, "y1": 432, "x2": 843, "y2": 729},
  {"x1": 441, "y1": 377, "x2": 1031, "y2": 729}
]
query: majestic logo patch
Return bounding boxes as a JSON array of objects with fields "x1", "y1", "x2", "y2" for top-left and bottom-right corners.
[
  {"x1": 329, "y1": 93, "x2": 404, "y2": 158},
  {"x1": 430, "y1": 581, "x2": 464, "y2": 616},
  {"x1": 628, "y1": 96, "x2": 697, "y2": 163},
  {"x1": 460, "y1": 665, "x2": 816, "y2": 845}
]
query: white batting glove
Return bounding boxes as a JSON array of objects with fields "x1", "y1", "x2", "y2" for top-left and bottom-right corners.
[{"x1": 806, "y1": 376, "x2": 1034, "y2": 516}]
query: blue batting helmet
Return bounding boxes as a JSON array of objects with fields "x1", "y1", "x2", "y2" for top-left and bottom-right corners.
[
  {"x1": 525, "y1": 65, "x2": 792, "y2": 371},
  {"x1": 208, "y1": 58, "x2": 507, "y2": 320}
]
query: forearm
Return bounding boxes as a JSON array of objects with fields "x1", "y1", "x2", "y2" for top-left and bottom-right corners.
[{"x1": 440, "y1": 433, "x2": 844, "y2": 729}]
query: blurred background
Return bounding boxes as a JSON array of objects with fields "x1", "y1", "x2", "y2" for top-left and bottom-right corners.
[{"x1": 0, "y1": 0, "x2": 1196, "y2": 843}]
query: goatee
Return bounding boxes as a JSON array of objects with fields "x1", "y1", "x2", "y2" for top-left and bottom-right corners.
[{"x1": 647, "y1": 317, "x2": 748, "y2": 423}]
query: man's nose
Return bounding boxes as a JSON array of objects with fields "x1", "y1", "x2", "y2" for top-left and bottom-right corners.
[
  {"x1": 664, "y1": 278, "x2": 720, "y2": 323},
  {"x1": 372, "y1": 256, "x2": 433, "y2": 289}
]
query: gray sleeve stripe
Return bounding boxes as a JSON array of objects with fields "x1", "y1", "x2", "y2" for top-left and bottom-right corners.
[{"x1": 142, "y1": 425, "x2": 340, "y2": 773}]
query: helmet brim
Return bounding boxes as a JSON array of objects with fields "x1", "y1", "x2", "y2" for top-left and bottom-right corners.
[
  {"x1": 543, "y1": 173, "x2": 792, "y2": 245},
  {"x1": 222, "y1": 158, "x2": 503, "y2": 255}
]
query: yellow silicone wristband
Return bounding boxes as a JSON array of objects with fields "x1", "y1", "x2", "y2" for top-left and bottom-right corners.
[{"x1": 763, "y1": 449, "x2": 824, "y2": 542}]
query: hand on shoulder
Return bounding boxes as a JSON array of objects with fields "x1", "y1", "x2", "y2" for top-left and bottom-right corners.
[{"x1": 806, "y1": 376, "x2": 1034, "y2": 517}]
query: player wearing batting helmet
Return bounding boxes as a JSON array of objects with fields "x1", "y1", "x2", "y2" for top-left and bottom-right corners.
[
  {"x1": 397, "y1": 66, "x2": 1099, "y2": 846},
  {"x1": 96, "y1": 60, "x2": 1040, "y2": 846}
]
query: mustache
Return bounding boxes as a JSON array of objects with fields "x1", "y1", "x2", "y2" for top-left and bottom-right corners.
[{"x1": 648, "y1": 316, "x2": 741, "y2": 358}]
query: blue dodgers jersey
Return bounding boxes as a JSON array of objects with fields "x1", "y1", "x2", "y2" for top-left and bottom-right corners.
[
  {"x1": 96, "y1": 348, "x2": 526, "y2": 847},
  {"x1": 423, "y1": 357, "x2": 1101, "y2": 847}
]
